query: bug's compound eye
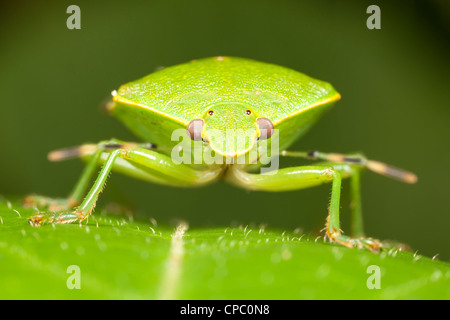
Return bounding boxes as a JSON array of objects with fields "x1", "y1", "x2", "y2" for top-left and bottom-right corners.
[
  {"x1": 187, "y1": 119, "x2": 204, "y2": 141},
  {"x1": 208, "y1": 110, "x2": 214, "y2": 116},
  {"x1": 245, "y1": 110, "x2": 252, "y2": 116},
  {"x1": 257, "y1": 118, "x2": 274, "y2": 140}
]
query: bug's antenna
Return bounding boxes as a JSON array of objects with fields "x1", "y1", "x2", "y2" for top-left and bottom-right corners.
[
  {"x1": 281, "y1": 150, "x2": 418, "y2": 184},
  {"x1": 48, "y1": 144, "x2": 98, "y2": 162},
  {"x1": 366, "y1": 160, "x2": 417, "y2": 184}
]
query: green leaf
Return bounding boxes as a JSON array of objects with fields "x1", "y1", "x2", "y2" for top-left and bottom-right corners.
[{"x1": 0, "y1": 198, "x2": 449, "y2": 299}]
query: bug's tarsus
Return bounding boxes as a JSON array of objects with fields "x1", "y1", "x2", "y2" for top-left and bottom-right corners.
[{"x1": 28, "y1": 211, "x2": 82, "y2": 226}]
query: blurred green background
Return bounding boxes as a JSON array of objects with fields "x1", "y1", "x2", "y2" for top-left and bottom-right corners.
[{"x1": 0, "y1": 0, "x2": 449, "y2": 260}]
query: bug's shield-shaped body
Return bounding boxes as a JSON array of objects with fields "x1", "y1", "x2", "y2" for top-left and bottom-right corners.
[{"x1": 110, "y1": 56, "x2": 340, "y2": 167}]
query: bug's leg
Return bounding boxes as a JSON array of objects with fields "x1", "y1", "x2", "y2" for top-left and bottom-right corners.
[
  {"x1": 28, "y1": 147, "x2": 220, "y2": 226},
  {"x1": 349, "y1": 167, "x2": 364, "y2": 238},
  {"x1": 281, "y1": 150, "x2": 417, "y2": 184},
  {"x1": 24, "y1": 149, "x2": 102, "y2": 211},
  {"x1": 28, "y1": 149, "x2": 123, "y2": 226},
  {"x1": 24, "y1": 140, "x2": 156, "y2": 211},
  {"x1": 321, "y1": 163, "x2": 381, "y2": 250},
  {"x1": 228, "y1": 165, "x2": 382, "y2": 252},
  {"x1": 281, "y1": 150, "x2": 418, "y2": 238},
  {"x1": 308, "y1": 162, "x2": 365, "y2": 238}
]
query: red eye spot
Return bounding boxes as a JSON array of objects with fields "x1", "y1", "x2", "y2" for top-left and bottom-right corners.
[
  {"x1": 257, "y1": 118, "x2": 274, "y2": 140},
  {"x1": 208, "y1": 110, "x2": 214, "y2": 116},
  {"x1": 187, "y1": 119, "x2": 204, "y2": 141},
  {"x1": 245, "y1": 110, "x2": 251, "y2": 115}
]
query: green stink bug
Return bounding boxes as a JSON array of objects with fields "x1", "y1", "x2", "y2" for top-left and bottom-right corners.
[{"x1": 26, "y1": 56, "x2": 417, "y2": 252}]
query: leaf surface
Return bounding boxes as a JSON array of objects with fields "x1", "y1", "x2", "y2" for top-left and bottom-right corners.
[{"x1": 0, "y1": 199, "x2": 448, "y2": 299}]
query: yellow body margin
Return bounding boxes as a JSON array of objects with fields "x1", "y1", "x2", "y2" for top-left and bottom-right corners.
[
  {"x1": 112, "y1": 95, "x2": 189, "y2": 126},
  {"x1": 272, "y1": 93, "x2": 341, "y2": 126},
  {"x1": 112, "y1": 93, "x2": 340, "y2": 128}
]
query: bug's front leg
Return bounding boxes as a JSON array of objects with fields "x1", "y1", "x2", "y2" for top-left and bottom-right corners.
[
  {"x1": 28, "y1": 143, "x2": 220, "y2": 226},
  {"x1": 227, "y1": 165, "x2": 382, "y2": 252},
  {"x1": 280, "y1": 149, "x2": 417, "y2": 240},
  {"x1": 24, "y1": 150, "x2": 102, "y2": 212},
  {"x1": 28, "y1": 148, "x2": 123, "y2": 226},
  {"x1": 24, "y1": 140, "x2": 154, "y2": 212}
]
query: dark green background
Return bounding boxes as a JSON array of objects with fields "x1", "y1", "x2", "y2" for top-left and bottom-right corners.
[{"x1": 1, "y1": 0, "x2": 449, "y2": 260}]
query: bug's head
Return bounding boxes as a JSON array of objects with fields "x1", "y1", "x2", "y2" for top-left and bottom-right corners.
[{"x1": 186, "y1": 103, "x2": 274, "y2": 160}]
